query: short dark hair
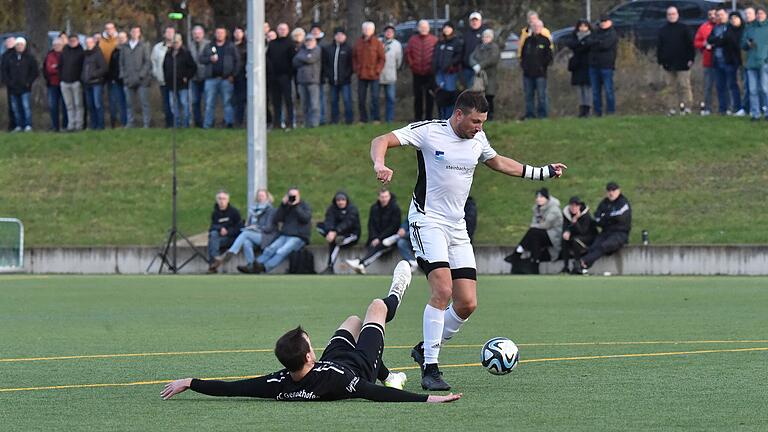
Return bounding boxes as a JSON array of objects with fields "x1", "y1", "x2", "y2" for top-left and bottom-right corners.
[
  {"x1": 455, "y1": 90, "x2": 489, "y2": 114},
  {"x1": 274, "y1": 326, "x2": 310, "y2": 372}
]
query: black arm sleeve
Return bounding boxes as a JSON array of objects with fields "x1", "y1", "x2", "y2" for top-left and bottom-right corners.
[
  {"x1": 352, "y1": 381, "x2": 429, "y2": 402},
  {"x1": 190, "y1": 377, "x2": 279, "y2": 399}
]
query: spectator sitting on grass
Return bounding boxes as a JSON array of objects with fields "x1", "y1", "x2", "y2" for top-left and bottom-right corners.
[
  {"x1": 560, "y1": 196, "x2": 597, "y2": 274},
  {"x1": 317, "y1": 191, "x2": 360, "y2": 274},
  {"x1": 579, "y1": 182, "x2": 632, "y2": 273},
  {"x1": 207, "y1": 190, "x2": 243, "y2": 274},
  {"x1": 246, "y1": 187, "x2": 312, "y2": 274},
  {"x1": 213, "y1": 189, "x2": 277, "y2": 272},
  {"x1": 346, "y1": 189, "x2": 401, "y2": 274}
]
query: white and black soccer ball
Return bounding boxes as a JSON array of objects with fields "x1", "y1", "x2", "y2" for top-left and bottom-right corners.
[{"x1": 481, "y1": 337, "x2": 519, "y2": 375}]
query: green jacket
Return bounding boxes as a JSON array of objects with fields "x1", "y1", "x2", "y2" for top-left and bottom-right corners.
[
  {"x1": 469, "y1": 42, "x2": 500, "y2": 96},
  {"x1": 741, "y1": 20, "x2": 768, "y2": 69},
  {"x1": 529, "y1": 196, "x2": 562, "y2": 260}
]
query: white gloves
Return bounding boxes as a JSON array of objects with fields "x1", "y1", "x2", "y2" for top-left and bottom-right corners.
[{"x1": 472, "y1": 64, "x2": 481, "y2": 73}]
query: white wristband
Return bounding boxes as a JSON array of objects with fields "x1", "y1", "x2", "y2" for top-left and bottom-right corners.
[{"x1": 521, "y1": 164, "x2": 553, "y2": 181}]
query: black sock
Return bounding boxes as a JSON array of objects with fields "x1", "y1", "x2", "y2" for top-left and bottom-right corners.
[
  {"x1": 382, "y1": 294, "x2": 399, "y2": 323},
  {"x1": 377, "y1": 363, "x2": 391, "y2": 382}
]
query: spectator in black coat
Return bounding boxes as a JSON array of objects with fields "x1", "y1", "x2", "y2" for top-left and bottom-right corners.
[
  {"x1": 462, "y1": 11, "x2": 487, "y2": 88},
  {"x1": 464, "y1": 196, "x2": 478, "y2": 243},
  {"x1": 346, "y1": 189, "x2": 402, "y2": 274},
  {"x1": 322, "y1": 28, "x2": 354, "y2": 124},
  {"x1": 317, "y1": 191, "x2": 360, "y2": 274},
  {"x1": 588, "y1": 16, "x2": 619, "y2": 116},
  {"x1": 580, "y1": 182, "x2": 632, "y2": 272},
  {"x1": 707, "y1": 11, "x2": 745, "y2": 115},
  {"x1": 163, "y1": 35, "x2": 197, "y2": 127},
  {"x1": 60, "y1": 34, "x2": 86, "y2": 131},
  {"x1": 520, "y1": 20, "x2": 553, "y2": 119},
  {"x1": 207, "y1": 190, "x2": 244, "y2": 273},
  {"x1": 2, "y1": 37, "x2": 38, "y2": 131},
  {"x1": 266, "y1": 23, "x2": 295, "y2": 130},
  {"x1": 81, "y1": 37, "x2": 108, "y2": 130},
  {"x1": 2, "y1": 36, "x2": 18, "y2": 130},
  {"x1": 566, "y1": 20, "x2": 593, "y2": 117},
  {"x1": 107, "y1": 31, "x2": 127, "y2": 128},
  {"x1": 432, "y1": 21, "x2": 463, "y2": 119},
  {"x1": 560, "y1": 196, "x2": 597, "y2": 274},
  {"x1": 657, "y1": 6, "x2": 696, "y2": 115},
  {"x1": 200, "y1": 27, "x2": 240, "y2": 128}
]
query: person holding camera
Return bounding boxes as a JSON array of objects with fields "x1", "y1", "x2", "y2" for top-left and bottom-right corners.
[{"x1": 246, "y1": 187, "x2": 312, "y2": 274}]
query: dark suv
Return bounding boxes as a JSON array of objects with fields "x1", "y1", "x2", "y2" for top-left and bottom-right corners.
[{"x1": 553, "y1": 0, "x2": 733, "y2": 50}]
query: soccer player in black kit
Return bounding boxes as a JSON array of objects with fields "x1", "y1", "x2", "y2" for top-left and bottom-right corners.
[{"x1": 160, "y1": 261, "x2": 461, "y2": 403}]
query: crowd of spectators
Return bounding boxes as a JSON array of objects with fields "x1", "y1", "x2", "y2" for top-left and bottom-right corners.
[{"x1": 3, "y1": 6, "x2": 767, "y2": 131}]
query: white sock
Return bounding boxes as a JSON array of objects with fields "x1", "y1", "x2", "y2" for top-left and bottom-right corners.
[
  {"x1": 441, "y1": 304, "x2": 467, "y2": 345},
  {"x1": 423, "y1": 304, "x2": 445, "y2": 365}
]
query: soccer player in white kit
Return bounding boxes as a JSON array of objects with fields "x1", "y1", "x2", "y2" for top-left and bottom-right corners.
[{"x1": 370, "y1": 91, "x2": 567, "y2": 390}]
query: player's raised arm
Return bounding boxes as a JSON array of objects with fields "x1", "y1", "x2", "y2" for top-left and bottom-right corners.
[
  {"x1": 370, "y1": 132, "x2": 403, "y2": 184},
  {"x1": 484, "y1": 155, "x2": 567, "y2": 180}
]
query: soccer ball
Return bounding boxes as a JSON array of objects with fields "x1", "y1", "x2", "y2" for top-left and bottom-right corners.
[{"x1": 481, "y1": 337, "x2": 519, "y2": 375}]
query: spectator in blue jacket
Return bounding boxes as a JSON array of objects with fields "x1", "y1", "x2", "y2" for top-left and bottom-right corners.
[
  {"x1": 249, "y1": 187, "x2": 312, "y2": 274},
  {"x1": 317, "y1": 191, "x2": 360, "y2": 274}
]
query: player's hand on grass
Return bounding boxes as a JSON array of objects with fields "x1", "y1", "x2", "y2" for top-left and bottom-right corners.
[
  {"x1": 426, "y1": 393, "x2": 462, "y2": 403},
  {"x1": 549, "y1": 163, "x2": 568, "y2": 178},
  {"x1": 374, "y1": 163, "x2": 394, "y2": 183},
  {"x1": 161, "y1": 378, "x2": 192, "y2": 400}
]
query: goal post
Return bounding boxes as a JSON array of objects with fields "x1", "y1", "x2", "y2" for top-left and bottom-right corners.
[{"x1": 0, "y1": 218, "x2": 24, "y2": 272}]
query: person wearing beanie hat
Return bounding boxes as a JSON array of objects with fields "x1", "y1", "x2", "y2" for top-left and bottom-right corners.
[
  {"x1": 560, "y1": 196, "x2": 597, "y2": 273},
  {"x1": 323, "y1": 27, "x2": 354, "y2": 124},
  {"x1": 508, "y1": 189, "x2": 562, "y2": 273},
  {"x1": 579, "y1": 182, "x2": 632, "y2": 273},
  {"x1": 316, "y1": 191, "x2": 361, "y2": 274},
  {"x1": 3, "y1": 35, "x2": 38, "y2": 131},
  {"x1": 433, "y1": 20, "x2": 463, "y2": 119}
]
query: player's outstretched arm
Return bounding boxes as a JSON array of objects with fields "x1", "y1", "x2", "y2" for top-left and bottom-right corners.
[
  {"x1": 352, "y1": 380, "x2": 461, "y2": 403},
  {"x1": 427, "y1": 393, "x2": 463, "y2": 403},
  {"x1": 161, "y1": 378, "x2": 192, "y2": 400},
  {"x1": 484, "y1": 155, "x2": 567, "y2": 180},
  {"x1": 161, "y1": 377, "x2": 277, "y2": 400},
  {"x1": 370, "y1": 132, "x2": 402, "y2": 184}
]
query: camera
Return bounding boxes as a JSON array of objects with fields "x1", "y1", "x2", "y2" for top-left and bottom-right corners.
[{"x1": 288, "y1": 194, "x2": 297, "y2": 203}]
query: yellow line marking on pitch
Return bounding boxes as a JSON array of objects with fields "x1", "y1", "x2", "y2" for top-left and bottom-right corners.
[
  {"x1": 1, "y1": 347, "x2": 766, "y2": 393},
  {"x1": 3, "y1": 340, "x2": 768, "y2": 363}
]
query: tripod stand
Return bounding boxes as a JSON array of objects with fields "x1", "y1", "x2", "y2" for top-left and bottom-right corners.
[{"x1": 147, "y1": 43, "x2": 207, "y2": 274}]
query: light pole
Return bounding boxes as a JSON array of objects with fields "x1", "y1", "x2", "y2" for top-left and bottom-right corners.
[{"x1": 247, "y1": 0, "x2": 268, "y2": 209}]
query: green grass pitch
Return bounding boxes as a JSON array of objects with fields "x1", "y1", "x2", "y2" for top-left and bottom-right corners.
[{"x1": 2, "y1": 274, "x2": 767, "y2": 431}]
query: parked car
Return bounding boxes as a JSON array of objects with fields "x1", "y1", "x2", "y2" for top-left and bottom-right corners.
[
  {"x1": 500, "y1": 33, "x2": 520, "y2": 66},
  {"x1": 551, "y1": 0, "x2": 736, "y2": 51},
  {"x1": 390, "y1": 19, "x2": 451, "y2": 49}
]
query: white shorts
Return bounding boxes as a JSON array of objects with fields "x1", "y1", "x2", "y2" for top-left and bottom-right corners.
[{"x1": 409, "y1": 215, "x2": 476, "y2": 272}]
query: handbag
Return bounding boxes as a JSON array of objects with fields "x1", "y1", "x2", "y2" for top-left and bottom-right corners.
[{"x1": 469, "y1": 70, "x2": 488, "y2": 93}]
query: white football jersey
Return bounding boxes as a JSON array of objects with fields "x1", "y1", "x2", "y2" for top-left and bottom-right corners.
[{"x1": 392, "y1": 119, "x2": 497, "y2": 224}]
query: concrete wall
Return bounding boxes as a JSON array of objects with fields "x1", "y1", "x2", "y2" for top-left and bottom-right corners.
[{"x1": 19, "y1": 245, "x2": 768, "y2": 275}]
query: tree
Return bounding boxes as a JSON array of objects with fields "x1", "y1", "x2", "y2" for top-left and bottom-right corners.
[{"x1": 24, "y1": 0, "x2": 50, "y2": 109}]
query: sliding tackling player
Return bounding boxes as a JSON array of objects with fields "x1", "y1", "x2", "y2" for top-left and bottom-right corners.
[
  {"x1": 160, "y1": 261, "x2": 460, "y2": 403},
  {"x1": 370, "y1": 91, "x2": 567, "y2": 390}
]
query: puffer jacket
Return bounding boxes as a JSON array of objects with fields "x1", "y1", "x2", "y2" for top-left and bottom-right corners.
[
  {"x1": 322, "y1": 192, "x2": 361, "y2": 238},
  {"x1": 81, "y1": 47, "x2": 108, "y2": 85},
  {"x1": 406, "y1": 33, "x2": 437, "y2": 76},
  {"x1": 352, "y1": 36, "x2": 385, "y2": 80},
  {"x1": 292, "y1": 45, "x2": 322, "y2": 84},
  {"x1": 379, "y1": 38, "x2": 403, "y2": 84},
  {"x1": 367, "y1": 193, "x2": 401, "y2": 244},
  {"x1": 432, "y1": 34, "x2": 463, "y2": 74},
  {"x1": 1, "y1": 49, "x2": 38, "y2": 95},
  {"x1": 594, "y1": 194, "x2": 632, "y2": 234},
  {"x1": 562, "y1": 203, "x2": 598, "y2": 242},
  {"x1": 529, "y1": 196, "x2": 562, "y2": 260},
  {"x1": 694, "y1": 20, "x2": 715, "y2": 67},
  {"x1": 469, "y1": 42, "x2": 500, "y2": 95}
]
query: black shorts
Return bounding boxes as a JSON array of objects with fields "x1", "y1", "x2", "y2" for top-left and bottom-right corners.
[{"x1": 319, "y1": 323, "x2": 385, "y2": 383}]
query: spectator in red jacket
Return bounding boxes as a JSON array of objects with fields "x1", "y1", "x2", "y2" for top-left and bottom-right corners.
[
  {"x1": 353, "y1": 21, "x2": 385, "y2": 123},
  {"x1": 694, "y1": 8, "x2": 718, "y2": 115},
  {"x1": 406, "y1": 20, "x2": 438, "y2": 121},
  {"x1": 43, "y1": 38, "x2": 68, "y2": 131}
]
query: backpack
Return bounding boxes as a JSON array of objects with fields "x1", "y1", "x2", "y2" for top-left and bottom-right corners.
[{"x1": 288, "y1": 248, "x2": 316, "y2": 274}]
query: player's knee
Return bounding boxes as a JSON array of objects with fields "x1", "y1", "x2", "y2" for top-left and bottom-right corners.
[
  {"x1": 367, "y1": 299, "x2": 386, "y2": 315},
  {"x1": 454, "y1": 300, "x2": 477, "y2": 318},
  {"x1": 430, "y1": 285, "x2": 453, "y2": 306},
  {"x1": 345, "y1": 315, "x2": 362, "y2": 326}
]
